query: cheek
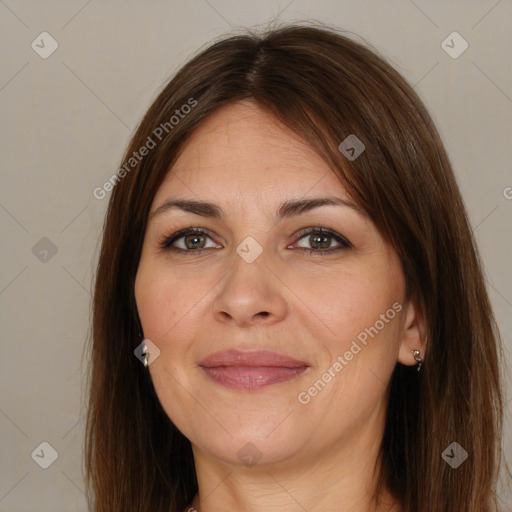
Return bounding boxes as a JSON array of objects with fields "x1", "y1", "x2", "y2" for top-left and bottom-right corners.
[
  {"x1": 135, "y1": 261, "x2": 176, "y2": 339},
  {"x1": 295, "y1": 267, "x2": 404, "y2": 397},
  {"x1": 293, "y1": 264, "x2": 400, "y2": 343},
  {"x1": 300, "y1": 276, "x2": 401, "y2": 419},
  {"x1": 135, "y1": 260, "x2": 210, "y2": 343}
]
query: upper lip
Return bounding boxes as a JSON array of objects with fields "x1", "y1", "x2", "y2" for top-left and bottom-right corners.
[{"x1": 198, "y1": 349, "x2": 309, "y2": 368}]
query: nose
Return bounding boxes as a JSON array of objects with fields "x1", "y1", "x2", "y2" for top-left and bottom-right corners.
[{"x1": 211, "y1": 249, "x2": 288, "y2": 328}]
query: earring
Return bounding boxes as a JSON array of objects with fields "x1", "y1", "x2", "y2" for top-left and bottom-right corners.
[
  {"x1": 142, "y1": 341, "x2": 148, "y2": 368},
  {"x1": 412, "y1": 349, "x2": 423, "y2": 372},
  {"x1": 139, "y1": 331, "x2": 148, "y2": 368}
]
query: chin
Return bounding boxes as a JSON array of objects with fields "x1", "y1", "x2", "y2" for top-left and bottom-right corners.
[{"x1": 193, "y1": 431, "x2": 304, "y2": 468}]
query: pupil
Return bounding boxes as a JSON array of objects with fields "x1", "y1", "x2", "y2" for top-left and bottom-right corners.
[
  {"x1": 311, "y1": 234, "x2": 330, "y2": 249},
  {"x1": 185, "y1": 234, "x2": 206, "y2": 249}
]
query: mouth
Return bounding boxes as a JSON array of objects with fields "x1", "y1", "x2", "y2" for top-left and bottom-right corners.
[{"x1": 198, "y1": 349, "x2": 310, "y2": 390}]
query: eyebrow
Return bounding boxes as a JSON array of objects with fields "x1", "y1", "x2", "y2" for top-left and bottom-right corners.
[{"x1": 149, "y1": 196, "x2": 365, "y2": 221}]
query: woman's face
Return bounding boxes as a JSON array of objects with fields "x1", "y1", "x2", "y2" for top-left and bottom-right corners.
[{"x1": 135, "y1": 100, "x2": 422, "y2": 469}]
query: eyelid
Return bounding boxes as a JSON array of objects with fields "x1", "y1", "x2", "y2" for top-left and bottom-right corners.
[
  {"x1": 158, "y1": 226, "x2": 219, "y2": 250},
  {"x1": 291, "y1": 227, "x2": 352, "y2": 250}
]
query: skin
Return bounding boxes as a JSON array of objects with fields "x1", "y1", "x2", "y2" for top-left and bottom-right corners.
[{"x1": 135, "y1": 100, "x2": 426, "y2": 512}]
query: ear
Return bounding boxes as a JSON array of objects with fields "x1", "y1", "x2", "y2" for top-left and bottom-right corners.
[{"x1": 397, "y1": 296, "x2": 427, "y2": 367}]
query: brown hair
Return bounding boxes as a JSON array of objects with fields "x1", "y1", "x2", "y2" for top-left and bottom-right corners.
[{"x1": 84, "y1": 21, "x2": 507, "y2": 512}]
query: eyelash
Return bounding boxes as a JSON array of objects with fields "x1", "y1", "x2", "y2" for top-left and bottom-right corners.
[{"x1": 158, "y1": 226, "x2": 352, "y2": 256}]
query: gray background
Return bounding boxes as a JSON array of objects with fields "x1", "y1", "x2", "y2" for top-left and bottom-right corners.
[{"x1": 0, "y1": 1, "x2": 511, "y2": 510}]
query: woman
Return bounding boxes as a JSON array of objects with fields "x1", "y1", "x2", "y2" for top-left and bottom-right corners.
[{"x1": 84, "y1": 22, "x2": 507, "y2": 512}]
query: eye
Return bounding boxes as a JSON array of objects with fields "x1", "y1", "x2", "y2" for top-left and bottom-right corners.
[
  {"x1": 158, "y1": 226, "x2": 352, "y2": 256},
  {"x1": 158, "y1": 227, "x2": 220, "y2": 253},
  {"x1": 291, "y1": 227, "x2": 352, "y2": 255}
]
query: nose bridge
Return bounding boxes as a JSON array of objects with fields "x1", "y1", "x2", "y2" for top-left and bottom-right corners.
[
  {"x1": 211, "y1": 236, "x2": 287, "y2": 326},
  {"x1": 225, "y1": 236, "x2": 271, "y2": 301}
]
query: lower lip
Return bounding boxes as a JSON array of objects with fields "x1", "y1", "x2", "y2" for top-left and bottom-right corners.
[{"x1": 201, "y1": 366, "x2": 308, "y2": 390}]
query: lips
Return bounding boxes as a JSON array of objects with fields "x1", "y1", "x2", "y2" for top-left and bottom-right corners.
[
  {"x1": 199, "y1": 349, "x2": 308, "y2": 368},
  {"x1": 198, "y1": 349, "x2": 309, "y2": 390}
]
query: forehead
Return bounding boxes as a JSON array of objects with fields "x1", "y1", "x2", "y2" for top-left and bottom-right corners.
[{"x1": 154, "y1": 100, "x2": 350, "y2": 204}]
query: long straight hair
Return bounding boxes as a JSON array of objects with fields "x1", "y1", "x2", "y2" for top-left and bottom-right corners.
[{"x1": 84, "y1": 21, "x2": 507, "y2": 512}]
